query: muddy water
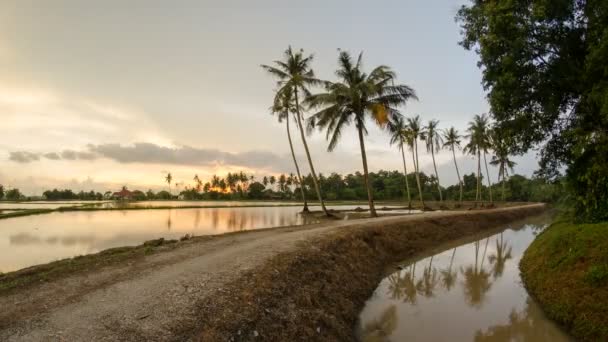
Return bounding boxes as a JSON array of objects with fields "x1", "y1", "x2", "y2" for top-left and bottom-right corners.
[
  {"x1": 0, "y1": 204, "x2": 410, "y2": 272},
  {"x1": 357, "y1": 215, "x2": 572, "y2": 341}
]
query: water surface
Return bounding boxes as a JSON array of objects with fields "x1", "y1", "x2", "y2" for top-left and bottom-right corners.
[{"x1": 357, "y1": 216, "x2": 571, "y2": 341}]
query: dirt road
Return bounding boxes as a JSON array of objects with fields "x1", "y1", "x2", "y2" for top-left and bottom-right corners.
[{"x1": 0, "y1": 205, "x2": 544, "y2": 341}]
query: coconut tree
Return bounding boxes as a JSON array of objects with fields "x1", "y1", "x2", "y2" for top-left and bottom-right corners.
[
  {"x1": 440, "y1": 248, "x2": 458, "y2": 291},
  {"x1": 165, "y1": 172, "x2": 173, "y2": 196},
  {"x1": 464, "y1": 114, "x2": 490, "y2": 206},
  {"x1": 306, "y1": 51, "x2": 417, "y2": 217},
  {"x1": 271, "y1": 87, "x2": 309, "y2": 211},
  {"x1": 261, "y1": 46, "x2": 330, "y2": 216},
  {"x1": 406, "y1": 116, "x2": 426, "y2": 208},
  {"x1": 387, "y1": 116, "x2": 412, "y2": 208},
  {"x1": 443, "y1": 127, "x2": 464, "y2": 204},
  {"x1": 422, "y1": 119, "x2": 444, "y2": 203},
  {"x1": 490, "y1": 135, "x2": 516, "y2": 201}
]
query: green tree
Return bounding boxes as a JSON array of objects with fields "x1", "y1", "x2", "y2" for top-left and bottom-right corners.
[
  {"x1": 443, "y1": 127, "x2": 464, "y2": 204},
  {"x1": 262, "y1": 46, "x2": 330, "y2": 216},
  {"x1": 0, "y1": 185, "x2": 4, "y2": 200},
  {"x1": 387, "y1": 116, "x2": 412, "y2": 208},
  {"x1": 457, "y1": 0, "x2": 608, "y2": 221},
  {"x1": 307, "y1": 51, "x2": 417, "y2": 217},
  {"x1": 5, "y1": 188, "x2": 23, "y2": 201},
  {"x1": 271, "y1": 87, "x2": 309, "y2": 211},
  {"x1": 422, "y1": 119, "x2": 444, "y2": 203}
]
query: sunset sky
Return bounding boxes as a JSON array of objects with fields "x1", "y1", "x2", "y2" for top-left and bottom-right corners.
[{"x1": 0, "y1": 0, "x2": 538, "y2": 195}]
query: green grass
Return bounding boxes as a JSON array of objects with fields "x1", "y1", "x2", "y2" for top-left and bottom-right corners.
[{"x1": 520, "y1": 217, "x2": 608, "y2": 341}]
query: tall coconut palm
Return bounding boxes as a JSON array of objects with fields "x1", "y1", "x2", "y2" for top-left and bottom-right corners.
[
  {"x1": 261, "y1": 46, "x2": 330, "y2": 216},
  {"x1": 422, "y1": 119, "x2": 444, "y2": 203},
  {"x1": 490, "y1": 135, "x2": 516, "y2": 201},
  {"x1": 464, "y1": 114, "x2": 490, "y2": 206},
  {"x1": 387, "y1": 116, "x2": 412, "y2": 208},
  {"x1": 482, "y1": 129, "x2": 494, "y2": 204},
  {"x1": 443, "y1": 127, "x2": 464, "y2": 204},
  {"x1": 271, "y1": 87, "x2": 309, "y2": 212},
  {"x1": 406, "y1": 116, "x2": 426, "y2": 208},
  {"x1": 307, "y1": 51, "x2": 417, "y2": 217},
  {"x1": 165, "y1": 172, "x2": 173, "y2": 195}
]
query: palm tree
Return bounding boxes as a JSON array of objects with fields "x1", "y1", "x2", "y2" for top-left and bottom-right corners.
[
  {"x1": 307, "y1": 51, "x2": 417, "y2": 217},
  {"x1": 490, "y1": 135, "x2": 516, "y2": 201},
  {"x1": 440, "y1": 248, "x2": 458, "y2": 291},
  {"x1": 271, "y1": 87, "x2": 309, "y2": 211},
  {"x1": 483, "y1": 129, "x2": 494, "y2": 205},
  {"x1": 165, "y1": 172, "x2": 173, "y2": 196},
  {"x1": 269, "y1": 175, "x2": 276, "y2": 190},
  {"x1": 488, "y1": 233, "x2": 513, "y2": 279},
  {"x1": 262, "y1": 46, "x2": 330, "y2": 216},
  {"x1": 387, "y1": 116, "x2": 412, "y2": 208},
  {"x1": 422, "y1": 119, "x2": 444, "y2": 203},
  {"x1": 262, "y1": 176, "x2": 269, "y2": 188},
  {"x1": 464, "y1": 114, "x2": 490, "y2": 206},
  {"x1": 406, "y1": 116, "x2": 426, "y2": 208},
  {"x1": 443, "y1": 127, "x2": 464, "y2": 204}
]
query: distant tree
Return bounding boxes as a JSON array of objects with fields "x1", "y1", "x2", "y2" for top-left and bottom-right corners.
[
  {"x1": 5, "y1": 188, "x2": 23, "y2": 201},
  {"x1": 165, "y1": 172, "x2": 173, "y2": 195},
  {"x1": 407, "y1": 116, "x2": 426, "y2": 208},
  {"x1": 491, "y1": 135, "x2": 517, "y2": 201},
  {"x1": 443, "y1": 127, "x2": 464, "y2": 203},
  {"x1": 0, "y1": 185, "x2": 4, "y2": 200},
  {"x1": 146, "y1": 189, "x2": 155, "y2": 200},
  {"x1": 387, "y1": 116, "x2": 412, "y2": 208},
  {"x1": 248, "y1": 182, "x2": 266, "y2": 199},
  {"x1": 422, "y1": 119, "x2": 444, "y2": 203}
]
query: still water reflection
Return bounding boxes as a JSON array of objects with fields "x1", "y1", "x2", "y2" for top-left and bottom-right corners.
[
  {"x1": 357, "y1": 216, "x2": 572, "y2": 342},
  {"x1": 0, "y1": 206, "x2": 321, "y2": 273}
]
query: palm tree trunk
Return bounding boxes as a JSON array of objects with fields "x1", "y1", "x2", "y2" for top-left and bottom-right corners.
[
  {"x1": 476, "y1": 150, "x2": 481, "y2": 206},
  {"x1": 286, "y1": 113, "x2": 308, "y2": 212},
  {"x1": 400, "y1": 143, "x2": 412, "y2": 208},
  {"x1": 413, "y1": 140, "x2": 425, "y2": 208},
  {"x1": 483, "y1": 150, "x2": 493, "y2": 204},
  {"x1": 293, "y1": 88, "x2": 329, "y2": 216},
  {"x1": 452, "y1": 146, "x2": 463, "y2": 204},
  {"x1": 357, "y1": 122, "x2": 377, "y2": 217},
  {"x1": 430, "y1": 144, "x2": 443, "y2": 202}
]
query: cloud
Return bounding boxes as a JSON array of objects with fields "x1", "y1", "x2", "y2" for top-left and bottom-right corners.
[
  {"x1": 60, "y1": 150, "x2": 96, "y2": 160},
  {"x1": 8, "y1": 143, "x2": 291, "y2": 170},
  {"x1": 43, "y1": 152, "x2": 61, "y2": 160},
  {"x1": 9, "y1": 151, "x2": 40, "y2": 163},
  {"x1": 88, "y1": 143, "x2": 287, "y2": 169}
]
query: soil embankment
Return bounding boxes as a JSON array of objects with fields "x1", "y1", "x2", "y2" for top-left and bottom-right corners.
[{"x1": 0, "y1": 204, "x2": 545, "y2": 341}]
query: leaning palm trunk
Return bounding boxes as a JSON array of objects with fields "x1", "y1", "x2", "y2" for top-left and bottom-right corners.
[
  {"x1": 294, "y1": 90, "x2": 329, "y2": 216},
  {"x1": 400, "y1": 143, "x2": 412, "y2": 208},
  {"x1": 451, "y1": 145, "x2": 463, "y2": 204},
  {"x1": 413, "y1": 141, "x2": 425, "y2": 208},
  {"x1": 483, "y1": 150, "x2": 493, "y2": 204},
  {"x1": 357, "y1": 122, "x2": 377, "y2": 217},
  {"x1": 430, "y1": 142, "x2": 443, "y2": 202},
  {"x1": 286, "y1": 113, "x2": 308, "y2": 212}
]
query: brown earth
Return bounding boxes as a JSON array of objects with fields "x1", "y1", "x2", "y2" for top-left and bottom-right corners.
[{"x1": 0, "y1": 204, "x2": 546, "y2": 341}]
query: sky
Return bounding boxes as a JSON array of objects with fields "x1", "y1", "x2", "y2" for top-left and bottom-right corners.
[{"x1": 0, "y1": 0, "x2": 539, "y2": 195}]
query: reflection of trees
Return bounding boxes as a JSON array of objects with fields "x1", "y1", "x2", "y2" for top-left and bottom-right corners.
[
  {"x1": 166, "y1": 211, "x2": 172, "y2": 231},
  {"x1": 386, "y1": 262, "x2": 418, "y2": 304},
  {"x1": 361, "y1": 305, "x2": 398, "y2": 342},
  {"x1": 461, "y1": 238, "x2": 492, "y2": 308},
  {"x1": 440, "y1": 248, "x2": 458, "y2": 291},
  {"x1": 474, "y1": 298, "x2": 567, "y2": 341},
  {"x1": 488, "y1": 233, "x2": 512, "y2": 279},
  {"x1": 416, "y1": 256, "x2": 439, "y2": 298}
]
